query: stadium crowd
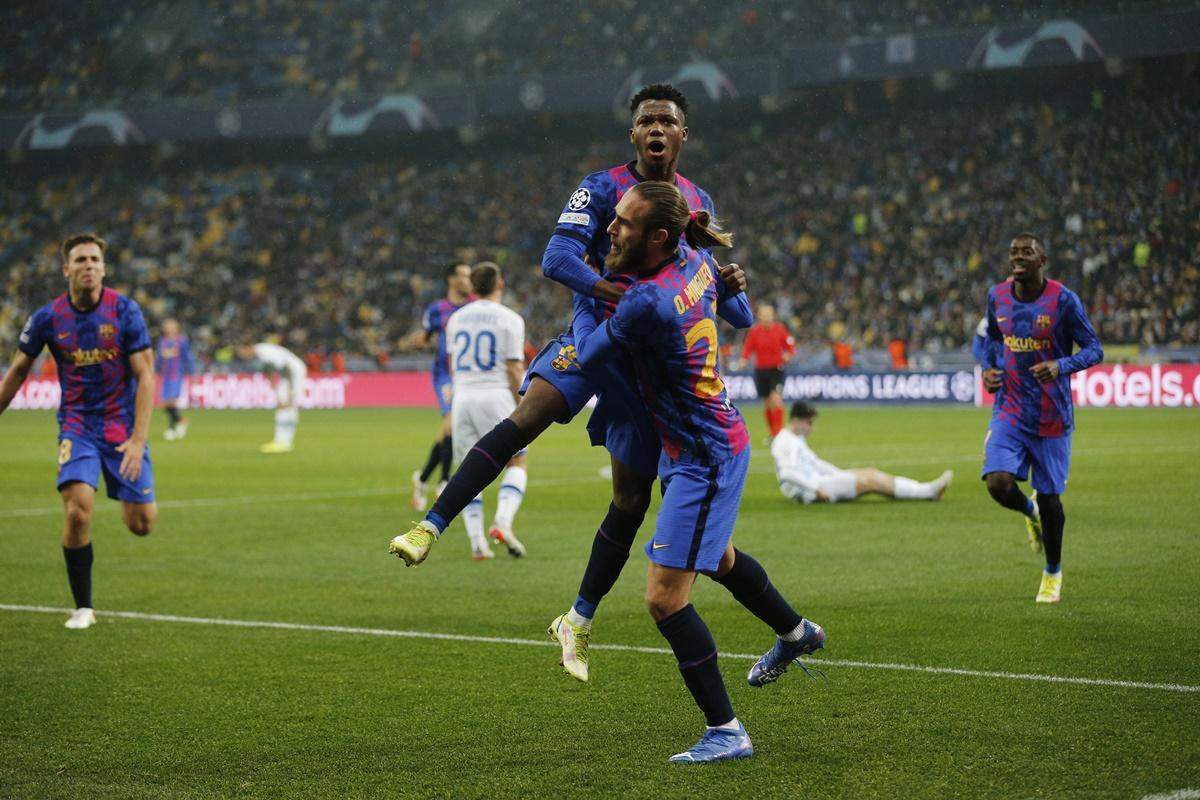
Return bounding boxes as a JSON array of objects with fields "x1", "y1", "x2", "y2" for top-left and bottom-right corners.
[
  {"x1": 2, "y1": 66, "x2": 1196, "y2": 369},
  {"x1": 0, "y1": 0, "x2": 1183, "y2": 111}
]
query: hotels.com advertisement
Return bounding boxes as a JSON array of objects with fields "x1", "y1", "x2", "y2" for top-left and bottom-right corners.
[{"x1": 9, "y1": 365, "x2": 1200, "y2": 410}]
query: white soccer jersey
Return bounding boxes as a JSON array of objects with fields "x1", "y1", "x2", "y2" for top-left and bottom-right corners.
[
  {"x1": 770, "y1": 427, "x2": 845, "y2": 504},
  {"x1": 253, "y1": 342, "x2": 307, "y2": 379},
  {"x1": 445, "y1": 299, "x2": 525, "y2": 392}
]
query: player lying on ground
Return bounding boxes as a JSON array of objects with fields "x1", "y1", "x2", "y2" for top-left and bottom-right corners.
[{"x1": 772, "y1": 401, "x2": 952, "y2": 504}]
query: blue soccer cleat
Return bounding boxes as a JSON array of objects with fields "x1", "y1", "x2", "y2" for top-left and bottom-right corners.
[
  {"x1": 747, "y1": 618, "x2": 826, "y2": 687},
  {"x1": 668, "y1": 722, "x2": 753, "y2": 764}
]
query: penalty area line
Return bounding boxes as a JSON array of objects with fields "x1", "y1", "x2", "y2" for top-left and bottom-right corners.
[{"x1": 3, "y1": 603, "x2": 1199, "y2": 695}]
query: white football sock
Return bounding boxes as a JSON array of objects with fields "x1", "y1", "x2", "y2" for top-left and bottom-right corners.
[
  {"x1": 708, "y1": 717, "x2": 741, "y2": 732},
  {"x1": 566, "y1": 607, "x2": 592, "y2": 628},
  {"x1": 492, "y1": 466, "x2": 527, "y2": 531},
  {"x1": 894, "y1": 476, "x2": 933, "y2": 499},
  {"x1": 464, "y1": 496, "x2": 487, "y2": 549},
  {"x1": 274, "y1": 407, "x2": 299, "y2": 446}
]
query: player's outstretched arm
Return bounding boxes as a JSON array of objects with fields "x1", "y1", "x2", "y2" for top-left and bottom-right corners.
[
  {"x1": 117, "y1": 348, "x2": 155, "y2": 480},
  {"x1": 0, "y1": 351, "x2": 36, "y2": 415}
]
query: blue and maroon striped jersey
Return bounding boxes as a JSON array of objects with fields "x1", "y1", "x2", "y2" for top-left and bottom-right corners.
[
  {"x1": 576, "y1": 248, "x2": 750, "y2": 465},
  {"x1": 155, "y1": 335, "x2": 192, "y2": 383},
  {"x1": 546, "y1": 161, "x2": 715, "y2": 297},
  {"x1": 986, "y1": 278, "x2": 1103, "y2": 437},
  {"x1": 18, "y1": 288, "x2": 152, "y2": 443},
  {"x1": 421, "y1": 297, "x2": 470, "y2": 380}
]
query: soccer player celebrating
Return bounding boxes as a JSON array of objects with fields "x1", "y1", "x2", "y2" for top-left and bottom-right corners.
[
  {"x1": 981, "y1": 233, "x2": 1102, "y2": 603},
  {"x1": 443, "y1": 262, "x2": 529, "y2": 560},
  {"x1": 410, "y1": 262, "x2": 473, "y2": 511},
  {"x1": 571, "y1": 181, "x2": 824, "y2": 763},
  {"x1": 390, "y1": 84, "x2": 753, "y2": 683},
  {"x1": 237, "y1": 340, "x2": 307, "y2": 453},
  {"x1": 773, "y1": 402, "x2": 952, "y2": 503},
  {"x1": 156, "y1": 317, "x2": 193, "y2": 440},
  {"x1": 740, "y1": 302, "x2": 795, "y2": 438},
  {"x1": 0, "y1": 233, "x2": 158, "y2": 630}
]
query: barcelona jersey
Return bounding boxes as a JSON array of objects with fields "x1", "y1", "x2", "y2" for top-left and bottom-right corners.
[
  {"x1": 584, "y1": 249, "x2": 750, "y2": 465},
  {"x1": 18, "y1": 288, "x2": 152, "y2": 444},
  {"x1": 155, "y1": 335, "x2": 192, "y2": 383},
  {"x1": 986, "y1": 278, "x2": 1103, "y2": 437},
  {"x1": 422, "y1": 297, "x2": 470, "y2": 381},
  {"x1": 548, "y1": 161, "x2": 715, "y2": 298}
]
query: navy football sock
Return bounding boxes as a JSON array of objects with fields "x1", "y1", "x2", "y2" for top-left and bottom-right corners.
[
  {"x1": 993, "y1": 481, "x2": 1032, "y2": 515},
  {"x1": 63, "y1": 543, "x2": 94, "y2": 609},
  {"x1": 166, "y1": 406, "x2": 181, "y2": 426},
  {"x1": 427, "y1": 419, "x2": 528, "y2": 531},
  {"x1": 656, "y1": 604, "x2": 734, "y2": 727},
  {"x1": 1038, "y1": 493, "x2": 1065, "y2": 568},
  {"x1": 418, "y1": 439, "x2": 441, "y2": 483},
  {"x1": 438, "y1": 434, "x2": 453, "y2": 483},
  {"x1": 573, "y1": 502, "x2": 644, "y2": 618},
  {"x1": 711, "y1": 549, "x2": 803, "y2": 636}
]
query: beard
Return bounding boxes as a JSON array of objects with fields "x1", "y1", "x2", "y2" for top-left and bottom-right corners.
[{"x1": 605, "y1": 234, "x2": 647, "y2": 274}]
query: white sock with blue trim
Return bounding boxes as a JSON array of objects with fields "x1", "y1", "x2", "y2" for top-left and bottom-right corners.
[
  {"x1": 464, "y1": 496, "x2": 487, "y2": 550},
  {"x1": 492, "y1": 466, "x2": 527, "y2": 531}
]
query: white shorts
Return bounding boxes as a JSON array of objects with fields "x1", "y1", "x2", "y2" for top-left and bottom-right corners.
[
  {"x1": 817, "y1": 470, "x2": 858, "y2": 503},
  {"x1": 452, "y1": 388, "x2": 523, "y2": 465}
]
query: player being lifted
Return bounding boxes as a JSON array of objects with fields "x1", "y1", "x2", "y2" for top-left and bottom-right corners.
[
  {"x1": 981, "y1": 233, "x2": 1102, "y2": 603},
  {"x1": 443, "y1": 262, "x2": 529, "y2": 560},
  {"x1": 390, "y1": 84, "x2": 753, "y2": 683},
  {"x1": 0, "y1": 233, "x2": 158, "y2": 630},
  {"x1": 156, "y1": 317, "x2": 193, "y2": 440},
  {"x1": 572, "y1": 181, "x2": 825, "y2": 763},
  {"x1": 410, "y1": 263, "x2": 473, "y2": 511}
]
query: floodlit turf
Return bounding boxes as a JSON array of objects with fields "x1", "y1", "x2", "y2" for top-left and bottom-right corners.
[{"x1": 1, "y1": 405, "x2": 1197, "y2": 799}]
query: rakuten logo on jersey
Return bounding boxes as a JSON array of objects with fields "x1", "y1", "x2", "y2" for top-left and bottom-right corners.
[{"x1": 1071, "y1": 364, "x2": 1200, "y2": 408}]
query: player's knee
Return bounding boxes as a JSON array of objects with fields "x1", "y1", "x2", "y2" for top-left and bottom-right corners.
[
  {"x1": 644, "y1": 587, "x2": 683, "y2": 622},
  {"x1": 612, "y1": 481, "x2": 652, "y2": 516},
  {"x1": 63, "y1": 502, "x2": 91, "y2": 531},
  {"x1": 985, "y1": 472, "x2": 1013, "y2": 499},
  {"x1": 125, "y1": 504, "x2": 157, "y2": 536}
]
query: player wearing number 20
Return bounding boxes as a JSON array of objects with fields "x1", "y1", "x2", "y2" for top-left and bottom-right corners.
[{"x1": 443, "y1": 262, "x2": 530, "y2": 560}]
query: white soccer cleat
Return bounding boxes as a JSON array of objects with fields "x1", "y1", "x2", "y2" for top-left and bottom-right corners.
[
  {"x1": 489, "y1": 526, "x2": 526, "y2": 558},
  {"x1": 64, "y1": 607, "x2": 96, "y2": 629},
  {"x1": 1036, "y1": 570, "x2": 1062, "y2": 603},
  {"x1": 175, "y1": 419, "x2": 189, "y2": 439},
  {"x1": 163, "y1": 428, "x2": 177, "y2": 441},
  {"x1": 548, "y1": 613, "x2": 590, "y2": 682},
  {"x1": 471, "y1": 543, "x2": 495, "y2": 561},
  {"x1": 410, "y1": 470, "x2": 428, "y2": 512}
]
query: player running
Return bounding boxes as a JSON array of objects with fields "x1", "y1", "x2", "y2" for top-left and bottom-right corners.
[
  {"x1": 443, "y1": 262, "x2": 529, "y2": 560},
  {"x1": 156, "y1": 317, "x2": 193, "y2": 440},
  {"x1": 572, "y1": 181, "x2": 825, "y2": 763},
  {"x1": 390, "y1": 84, "x2": 753, "y2": 683},
  {"x1": 981, "y1": 233, "x2": 1103, "y2": 603},
  {"x1": 410, "y1": 262, "x2": 473, "y2": 511},
  {"x1": 0, "y1": 233, "x2": 158, "y2": 630}
]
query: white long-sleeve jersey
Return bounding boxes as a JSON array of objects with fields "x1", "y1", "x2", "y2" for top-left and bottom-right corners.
[
  {"x1": 770, "y1": 427, "x2": 843, "y2": 504},
  {"x1": 253, "y1": 342, "x2": 307, "y2": 380}
]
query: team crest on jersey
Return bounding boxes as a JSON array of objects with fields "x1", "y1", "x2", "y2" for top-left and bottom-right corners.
[
  {"x1": 1036, "y1": 315, "x2": 1051, "y2": 329},
  {"x1": 551, "y1": 344, "x2": 579, "y2": 371},
  {"x1": 99, "y1": 323, "x2": 115, "y2": 339},
  {"x1": 567, "y1": 188, "x2": 591, "y2": 211}
]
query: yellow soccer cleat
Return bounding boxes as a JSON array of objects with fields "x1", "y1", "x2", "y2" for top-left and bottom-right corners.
[
  {"x1": 389, "y1": 521, "x2": 438, "y2": 567},
  {"x1": 1025, "y1": 491, "x2": 1043, "y2": 553},
  {"x1": 260, "y1": 441, "x2": 293, "y2": 454},
  {"x1": 1036, "y1": 570, "x2": 1062, "y2": 603},
  {"x1": 548, "y1": 612, "x2": 591, "y2": 682}
]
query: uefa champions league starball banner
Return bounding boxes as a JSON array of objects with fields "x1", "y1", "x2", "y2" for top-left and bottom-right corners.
[{"x1": 9, "y1": 365, "x2": 1200, "y2": 410}]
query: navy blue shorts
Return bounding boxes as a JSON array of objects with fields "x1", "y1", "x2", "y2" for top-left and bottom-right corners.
[
  {"x1": 523, "y1": 333, "x2": 661, "y2": 476},
  {"x1": 57, "y1": 433, "x2": 156, "y2": 503},
  {"x1": 981, "y1": 422, "x2": 1071, "y2": 494},
  {"x1": 645, "y1": 448, "x2": 750, "y2": 573}
]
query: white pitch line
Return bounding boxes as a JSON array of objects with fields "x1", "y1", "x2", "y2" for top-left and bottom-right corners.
[
  {"x1": 1142, "y1": 790, "x2": 1200, "y2": 800},
  {"x1": 3, "y1": 603, "x2": 1198, "y2": 695}
]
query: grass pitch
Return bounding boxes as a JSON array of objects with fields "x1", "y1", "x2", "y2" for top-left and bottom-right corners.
[{"x1": 1, "y1": 405, "x2": 1197, "y2": 799}]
